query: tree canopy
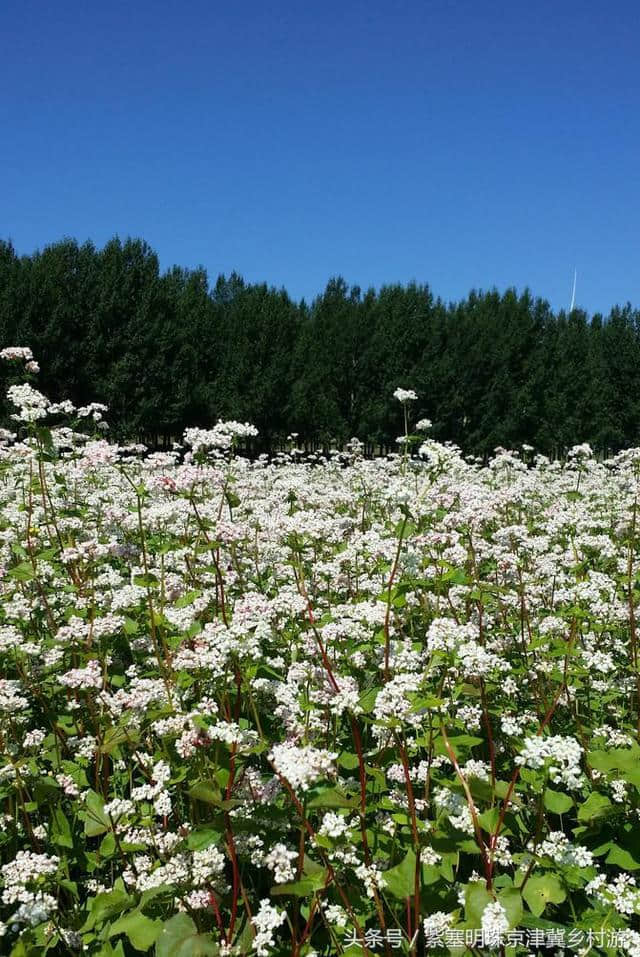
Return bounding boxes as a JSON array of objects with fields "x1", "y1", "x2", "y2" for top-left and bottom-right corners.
[{"x1": 0, "y1": 235, "x2": 637, "y2": 456}]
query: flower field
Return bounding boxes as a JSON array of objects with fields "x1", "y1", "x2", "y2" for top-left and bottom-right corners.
[{"x1": 2, "y1": 352, "x2": 640, "y2": 955}]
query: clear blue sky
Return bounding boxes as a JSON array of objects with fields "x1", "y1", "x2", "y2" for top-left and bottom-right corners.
[{"x1": 2, "y1": 0, "x2": 639, "y2": 314}]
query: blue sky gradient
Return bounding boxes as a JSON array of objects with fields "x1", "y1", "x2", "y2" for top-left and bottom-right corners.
[{"x1": 2, "y1": 0, "x2": 639, "y2": 313}]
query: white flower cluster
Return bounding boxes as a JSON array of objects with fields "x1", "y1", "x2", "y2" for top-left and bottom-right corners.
[
  {"x1": 434, "y1": 788, "x2": 476, "y2": 834},
  {"x1": 268, "y1": 742, "x2": 337, "y2": 792},
  {"x1": 6, "y1": 383, "x2": 50, "y2": 422},
  {"x1": 423, "y1": 911, "x2": 454, "y2": 940},
  {"x1": 515, "y1": 734, "x2": 583, "y2": 789},
  {"x1": 1, "y1": 852, "x2": 59, "y2": 924},
  {"x1": 0, "y1": 347, "x2": 33, "y2": 362},
  {"x1": 251, "y1": 899, "x2": 286, "y2": 956},
  {"x1": 393, "y1": 387, "x2": 418, "y2": 403},
  {"x1": 535, "y1": 831, "x2": 594, "y2": 867},
  {"x1": 0, "y1": 679, "x2": 29, "y2": 713},
  {"x1": 481, "y1": 899, "x2": 510, "y2": 947},
  {"x1": 58, "y1": 659, "x2": 103, "y2": 690},
  {"x1": 191, "y1": 845, "x2": 225, "y2": 886},
  {"x1": 586, "y1": 873, "x2": 640, "y2": 914},
  {"x1": 264, "y1": 843, "x2": 298, "y2": 883},
  {"x1": 318, "y1": 812, "x2": 355, "y2": 839},
  {"x1": 103, "y1": 798, "x2": 135, "y2": 820},
  {"x1": 354, "y1": 863, "x2": 388, "y2": 898},
  {"x1": 183, "y1": 420, "x2": 258, "y2": 453}
]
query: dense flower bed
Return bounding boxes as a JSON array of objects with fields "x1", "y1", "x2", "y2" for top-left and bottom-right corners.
[{"x1": 1, "y1": 351, "x2": 640, "y2": 955}]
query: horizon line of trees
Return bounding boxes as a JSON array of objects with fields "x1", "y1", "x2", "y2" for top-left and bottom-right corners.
[{"x1": 0, "y1": 235, "x2": 638, "y2": 457}]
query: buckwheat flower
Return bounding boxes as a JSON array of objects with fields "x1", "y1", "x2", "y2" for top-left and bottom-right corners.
[
  {"x1": 318, "y1": 812, "x2": 353, "y2": 839},
  {"x1": 7, "y1": 383, "x2": 50, "y2": 422},
  {"x1": 416, "y1": 418, "x2": 432, "y2": 430},
  {"x1": 56, "y1": 774, "x2": 80, "y2": 797},
  {"x1": 153, "y1": 790, "x2": 172, "y2": 816},
  {"x1": 393, "y1": 388, "x2": 418, "y2": 403},
  {"x1": 324, "y1": 904, "x2": 348, "y2": 927},
  {"x1": 132, "y1": 854, "x2": 191, "y2": 892},
  {"x1": 586, "y1": 873, "x2": 640, "y2": 914},
  {"x1": 268, "y1": 742, "x2": 337, "y2": 792},
  {"x1": 481, "y1": 899, "x2": 509, "y2": 947},
  {"x1": 422, "y1": 847, "x2": 442, "y2": 865},
  {"x1": 48, "y1": 399, "x2": 76, "y2": 415},
  {"x1": 23, "y1": 729, "x2": 46, "y2": 750},
  {"x1": 461, "y1": 760, "x2": 491, "y2": 781},
  {"x1": 434, "y1": 788, "x2": 476, "y2": 834},
  {"x1": 423, "y1": 911, "x2": 454, "y2": 947},
  {"x1": 103, "y1": 799, "x2": 135, "y2": 820},
  {"x1": 251, "y1": 899, "x2": 286, "y2": 956},
  {"x1": 358, "y1": 862, "x2": 390, "y2": 898},
  {"x1": 13, "y1": 892, "x2": 57, "y2": 926},
  {"x1": 489, "y1": 836, "x2": 512, "y2": 866},
  {"x1": 592, "y1": 725, "x2": 634, "y2": 748},
  {"x1": 612, "y1": 780, "x2": 628, "y2": 803},
  {"x1": 456, "y1": 704, "x2": 482, "y2": 730},
  {"x1": 0, "y1": 679, "x2": 29, "y2": 713},
  {"x1": 458, "y1": 639, "x2": 510, "y2": 678},
  {"x1": 501, "y1": 675, "x2": 519, "y2": 696},
  {"x1": 59, "y1": 929, "x2": 82, "y2": 949},
  {"x1": 59, "y1": 659, "x2": 103, "y2": 691},
  {"x1": 67, "y1": 734, "x2": 97, "y2": 761},
  {"x1": 191, "y1": 846, "x2": 225, "y2": 886},
  {"x1": 182, "y1": 889, "x2": 211, "y2": 911},
  {"x1": 567, "y1": 442, "x2": 593, "y2": 460},
  {"x1": 515, "y1": 734, "x2": 583, "y2": 789},
  {"x1": 2, "y1": 851, "x2": 59, "y2": 903},
  {"x1": 535, "y1": 831, "x2": 593, "y2": 868},
  {"x1": 373, "y1": 672, "x2": 423, "y2": 730},
  {"x1": 582, "y1": 649, "x2": 615, "y2": 673},
  {"x1": 0, "y1": 346, "x2": 34, "y2": 362},
  {"x1": 264, "y1": 843, "x2": 298, "y2": 884}
]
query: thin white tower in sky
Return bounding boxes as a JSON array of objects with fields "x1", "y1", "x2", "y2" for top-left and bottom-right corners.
[{"x1": 569, "y1": 268, "x2": 577, "y2": 312}]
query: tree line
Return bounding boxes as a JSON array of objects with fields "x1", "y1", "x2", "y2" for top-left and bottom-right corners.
[{"x1": 0, "y1": 235, "x2": 638, "y2": 457}]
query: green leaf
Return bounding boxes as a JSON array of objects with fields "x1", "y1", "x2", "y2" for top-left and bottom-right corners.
[
  {"x1": 522, "y1": 874, "x2": 566, "y2": 917},
  {"x1": 577, "y1": 792, "x2": 613, "y2": 823},
  {"x1": 101, "y1": 725, "x2": 138, "y2": 754},
  {"x1": 465, "y1": 882, "x2": 492, "y2": 925},
  {"x1": 82, "y1": 789, "x2": 110, "y2": 836},
  {"x1": 175, "y1": 590, "x2": 202, "y2": 608},
  {"x1": 498, "y1": 887, "x2": 524, "y2": 929},
  {"x1": 8, "y1": 562, "x2": 35, "y2": 581},
  {"x1": 189, "y1": 780, "x2": 222, "y2": 805},
  {"x1": 187, "y1": 828, "x2": 222, "y2": 851},
  {"x1": 134, "y1": 572, "x2": 159, "y2": 588},
  {"x1": 477, "y1": 807, "x2": 501, "y2": 832},
  {"x1": 588, "y1": 748, "x2": 640, "y2": 787},
  {"x1": 383, "y1": 849, "x2": 417, "y2": 899},
  {"x1": 271, "y1": 878, "x2": 319, "y2": 897},
  {"x1": 100, "y1": 833, "x2": 117, "y2": 858},
  {"x1": 50, "y1": 806, "x2": 73, "y2": 848},
  {"x1": 543, "y1": 789, "x2": 573, "y2": 815},
  {"x1": 604, "y1": 828, "x2": 640, "y2": 870},
  {"x1": 83, "y1": 887, "x2": 133, "y2": 930},
  {"x1": 110, "y1": 910, "x2": 162, "y2": 951},
  {"x1": 155, "y1": 914, "x2": 219, "y2": 957},
  {"x1": 358, "y1": 687, "x2": 379, "y2": 713},
  {"x1": 306, "y1": 787, "x2": 359, "y2": 809}
]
